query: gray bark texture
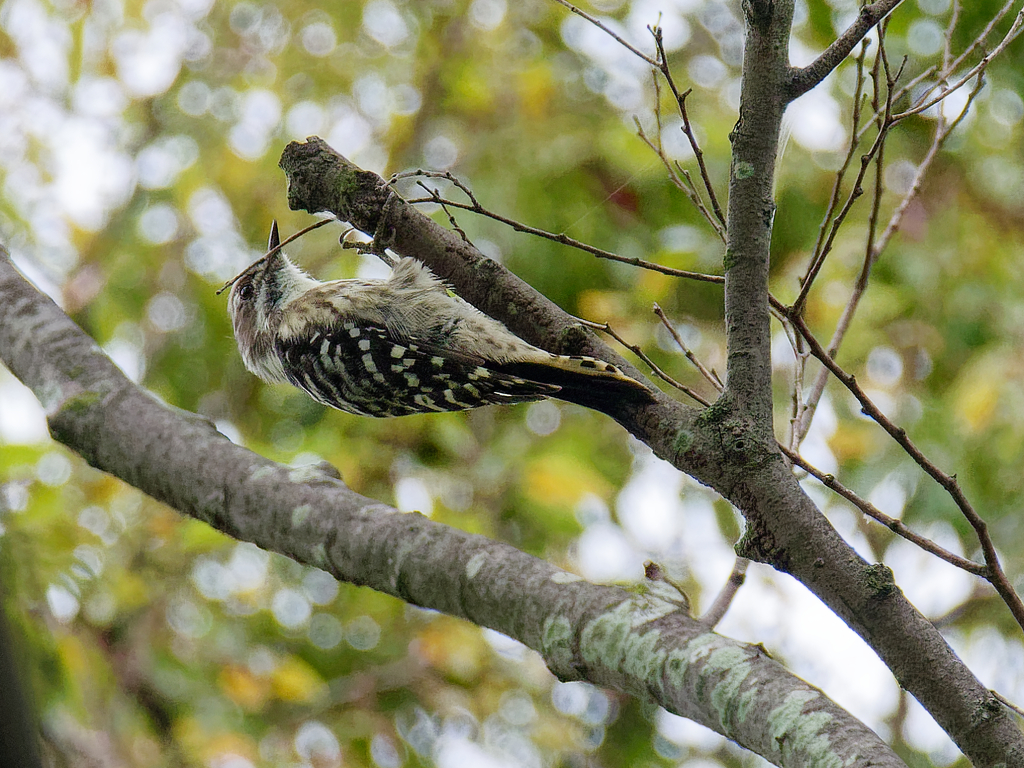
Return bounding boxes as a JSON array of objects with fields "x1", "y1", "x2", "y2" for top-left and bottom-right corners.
[
  {"x1": 277, "y1": 132, "x2": 1023, "y2": 765},
  {"x1": 0, "y1": 247, "x2": 900, "y2": 767}
]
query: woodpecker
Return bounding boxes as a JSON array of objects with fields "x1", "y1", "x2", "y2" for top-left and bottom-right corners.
[{"x1": 225, "y1": 222, "x2": 654, "y2": 418}]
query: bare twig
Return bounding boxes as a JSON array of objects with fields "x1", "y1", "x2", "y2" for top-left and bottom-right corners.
[
  {"x1": 892, "y1": 8, "x2": 1024, "y2": 121},
  {"x1": 544, "y1": 2, "x2": 727, "y2": 239},
  {"x1": 942, "y1": 0, "x2": 962, "y2": 73},
  {"x1": 216, "y1": 217, "x2": 336, "y2": 294},
  {"x1": 398, "y1": 170, "x2": 727, "y2": 285},
  {"x1": 699, "y1": 558, "x2": 749, "y2": 628},
  {"x1": 800, "y1": 40, "x2": 870, "y2": 295},
  {"x1": 787, "y1": 43, "x2": 870, "y2": 446},
  {"x1": 786, "y1": 312, "x2": 1024, "y2": 631},
  {"x1": 787, "y1": 0, "x2": 905, "y2": 100},
  {"x1": 653, "y1": 303, "x2": 722, "y2": 391},
  {"x1": 417, "y1": 180, "x2": 471, "y2": 244},
  {"x1": 790, "y1": 119, "x2": 885, "y2": 313},
  {"x1": 850, "y1": 0, "x2": 1017, "y2": 143},
  {"x1": 791, "y1": 29, "x2": 901, "y2": 317},
  {"x1": 549, "y1": 0, "x2": 659, "y2": 67},
  {"x1": 649, "y1": 28, "x2": 726, "y2": 228},
  {"x1": 635, "y1": 117, "x2": 726, "y2": 242},
  {"x1": 793, "y1": 64, "x2": 986, "y2": 445},
  {"x1": 994, "y1": 691, "x2": 1024, "y2": 721},
  {"x1": 938, "y1": 0, "x2": 1016, "y2": 80},
  {"x1": 873, "y1": 73, "x2": 983, "y2": 259},
  {"x1": 586, "y1": 319, "x2": 711, "y2": 407},
  {"x1": 778, "y1": 446, "x2": 986, "y2": 576}
]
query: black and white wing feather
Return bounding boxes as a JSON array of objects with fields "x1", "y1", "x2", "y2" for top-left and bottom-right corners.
[{"x1": 276, "y1": 320, "x2": 560, "y2": 417}]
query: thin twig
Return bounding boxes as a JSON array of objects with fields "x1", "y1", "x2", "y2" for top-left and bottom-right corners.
[
  {"x1": 549, "y1": 0, "x2": 659, "y2": 67},
  {"x1": 398, "y1": 170, "x2": 726, "y2": 285},
  {"x1": 874, "y1": 73, "x2": 984, "y2": 261},
  {"x1": 699, "y1": 558, "x2": 749, "y2": 628},
  {"x1": 778, "y1": 446, "x2": 986, "y2": 576},
  {"x1": 994, "y1": 691, "x2": 1024, "y2": 721},
  {"x1": 216, "y1": 217, "x2": 336, "y2": 294},
  {"x1": 801, "y1": 40, "x2": 870, "y2": 295},
  {"x1": 793, "y1": 61, "x2": 986, "y2": 445},
  {"x1": 791, "y1": 26, "x2": 906, "y2": 317},
  {"x1": 545, "y1": 2, "x2": 727, "y2": 238},
  {"x1": 635, "y1": 118, "x2": 726, "y2": 242},
  {"x1": 783, "y1": 315, "x2": 811, "y2": 451},
  {"x1": 939, "y1": 0, "x2": 1016, "y2": 81},
  {"x1": 786, "y1": 312, "x2": 1024, "y2": 632},
  {"x1": 400, "y1": 173, "x2": 790, "y2": 324},
  {"x1": 652, "y1": 303, "x2": 723, "y2": 390},
  {"x1": 892, "y1": 9, "x2": 1024, "y2": 121},
  {"x1": 649, "y1": 28, "x2": 726, "y2": 228},
  {"x1": 942, "y1": 0, "x2": 962, "y2": 73},
  {"x1": 587, "y1": 319, "x2": 711, "y2": 407},
  {"x1": 417, "y1": 181, "x2": 471, "y2": 244},
  {"x1": 788, "y1": 43, "x2": 871, "y2": 445},
  {"x1": 848, "y1": 0, "x2": 1017, "y2": 143},
  {"x1": 787, "y1": 0, "x2": 905, "y2": 100}
]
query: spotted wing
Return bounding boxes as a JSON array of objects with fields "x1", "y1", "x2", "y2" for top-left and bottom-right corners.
[{"x1": 276, "y1": 321, "x2": 560, "y2": 417}]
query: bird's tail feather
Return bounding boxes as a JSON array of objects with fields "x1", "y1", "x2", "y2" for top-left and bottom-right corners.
[{"x1": 497, "y1": 356, "x2": 655, "y2": 416}]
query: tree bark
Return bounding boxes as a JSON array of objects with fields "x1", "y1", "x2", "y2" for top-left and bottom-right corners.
[
  {"x1": 0, "y1": 248, "x2": 904, "y2": 767},
  {"x1": 277, "y1": 134, "x2": 1024, "y2": 766}
]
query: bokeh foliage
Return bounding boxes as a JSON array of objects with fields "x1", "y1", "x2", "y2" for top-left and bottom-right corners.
[{"x1": 0, "y1": 0, "x2": 1023, "y2": 765}]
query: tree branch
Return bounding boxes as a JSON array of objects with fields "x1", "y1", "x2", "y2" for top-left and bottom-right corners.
[
  {"x1": 399, "y1": 170, "x2": 725, "y2": 284},
  {"x1": 786, "y1": 312, "x2": 1024, "y2": 633},
  {"x1": 778, "y1": 446, "x2": 987, "y2": 576},
  {"x1": 0, "y1": 248, "x2": 905, "y2": 768},
  {"x1": 274, "y1": 136, "x2": 1024, "y2": 766},
  {"x1": 787, "y1": 0, "x2": 905, "y2": 100},
  {"x1": 722, "y1": 0, "x2": 793, "y2": 430},
  {"x1": 892, "y1": 8, "x2": 1024, "y2": 121}
]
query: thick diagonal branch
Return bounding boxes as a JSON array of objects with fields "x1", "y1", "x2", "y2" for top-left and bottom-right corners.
[
  {"x1": 0, "y1": 249, "x2": 905, "y2": 768},
  {"x1": 277, "y1": 137, "x2": 1024, "y2": 766}
]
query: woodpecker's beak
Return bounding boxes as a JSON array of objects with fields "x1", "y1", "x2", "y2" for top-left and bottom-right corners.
[
  {"x1": 217, "y1": 220, "x2": 287, "y2": 295},
  {"x1": 217, "y1": 217, "x2": 337, "y2": 295},
  {"x1": 268, "y1": 219, "x2": 281, "y2": 252}
]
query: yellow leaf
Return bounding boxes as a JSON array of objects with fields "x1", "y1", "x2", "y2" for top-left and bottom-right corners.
[
  {"x1": 146, "y1": 508, "x2": 181, "y2": 540},
  {"x1": 219, "y1": 664, "x2": 270, "y2": 711},
  {"x1": 957, "y1": 374, "x2": 1000, "y2": 433},
  {"x1": 524, "y1": 454, "x2": 612, "y2": 508},
  {"x1": 416, "y1": 621, "x2": 485, "y2": 683},
  {"x1": 449, "y1": 64, "x2": 493, "y2": 114},
  {"x1": 179, "y1": 518, "x2": 231, "y2": 552},
  {"x1": 517, "y1": 64, "x2": 554, "y2": 120},
  {"x1": 57, "y1": 635, "x2": 89, "y2": 680},
  {"x1": 202, "y1": 734, "x2": 257, "y2": 766},
  {"x1": 827, "y1": 423, "x2": 877, "y2": 462},
  {"x1": 173, "y1": 716, "x2": 205, "y2": 753},
  {"x1": 636, "y1": 269, "x2": 674, "y2": 300},
  {"x1": 112, "y1": 571, "x2": 151, "y2": 611},
  {"x1": 577, "y1": 290, "x2": 624, "y2": 324},
  {"x1": 272, "y1": 657, "x2": 328, "y2": 703}
]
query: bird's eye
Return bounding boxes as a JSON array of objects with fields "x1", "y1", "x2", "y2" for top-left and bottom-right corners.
[{"x1": 238, "y1": 283, "x2": 254, "y2": 301}]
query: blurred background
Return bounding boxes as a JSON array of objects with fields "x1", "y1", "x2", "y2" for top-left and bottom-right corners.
[{"x1": 0, "y1": 0, "x2": 1023, "y2": 765}]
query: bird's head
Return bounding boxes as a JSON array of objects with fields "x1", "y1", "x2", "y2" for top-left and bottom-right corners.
[{"x1": 225, "y1": 220, "x2": 317, "y2": 382}]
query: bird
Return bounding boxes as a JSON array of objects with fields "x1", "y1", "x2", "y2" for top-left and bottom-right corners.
[{"x1": 225, "y1": 221, "x2": 654, "y2": 419}]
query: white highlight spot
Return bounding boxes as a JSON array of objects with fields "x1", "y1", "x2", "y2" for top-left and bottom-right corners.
[
  {"x1": 395, "y1": 476, "x2": 433, "y2": 515},
  {"x1": 466, "y1": 552, "x2": 487, "y2": 579},
  {"x1": 46, "y1": 584, "x2": 79, "y2": 623}
]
